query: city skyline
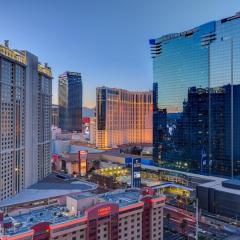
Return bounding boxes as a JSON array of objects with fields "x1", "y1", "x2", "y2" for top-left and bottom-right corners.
[
  {"x1": 0, "y1": 0, "x2": 240, "y2": 107},
  {"x1": 1, "y1": 2, "x2": 240, "y2": 239}
]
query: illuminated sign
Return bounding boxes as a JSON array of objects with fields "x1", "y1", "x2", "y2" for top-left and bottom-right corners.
[
  {"x1": 131, "y1": 158, "x2": 141, "y2": 188},
  {"x1": 97, "y1": 206, "x2": 111, "y2": 217},
  {"x1": 134, "y1": 172, "x2": 140, "y2": 178},
  {"x1": 78, "y1": 150, "x2": 88, "y2": 176}
]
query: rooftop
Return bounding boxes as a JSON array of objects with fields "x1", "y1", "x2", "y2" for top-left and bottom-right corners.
[
  {"x1": 0, "y1": 177, "x2": 97, "y2": 208},
  {"x1": 5, "y1": 205, "x2": 79, "y2": 236},
  {"x1": 103, "y1": 148, "x2": 152, "y2": 160},
  {"x1": 142, "y1": 164, "x2": 227, "y2": 183},
  {"x1": 200, "y1": 180, "x2": 240, "y2": 196},
  {"x1": 95, "y1": 166, "x2": 129, "y2": 177},
  {"x1": 0, "y1": 42, "x2": 52, "y2": 78},
  {"x1": 97, "y1": 86, "x2": 152, "y2": 95},
  {"x1": 101, "y1": 189, "x2": 141, "y2": 208},
  {"x1": 0, "y1": 42, "x2": 26, "y2": 64},
  {"x1": 222, "y1": 179, "x2": 240, "y2": 190},
  {"x1": 2, "y1": 188, "x2": 164, "y2": 236},
  {"x1": 69, "y1": 192, "x2": 95, "y2": 200},
  {"x1": 38, "y1": 63, "x2": 52, "y2": 78},
  {"x1": 150, "y1": 12, "x2": 240, "y2": 45},
  {"x1": 70, "y1": 144, "x2": 103, "y2": 154}
]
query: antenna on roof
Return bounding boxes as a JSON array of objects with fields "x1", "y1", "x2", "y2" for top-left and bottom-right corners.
[{"x1": 4, "y1": 40, "x2": 9, "y2": 48}]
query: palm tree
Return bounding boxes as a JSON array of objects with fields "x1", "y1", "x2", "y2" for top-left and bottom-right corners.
[
  {"x1": 176, "y1": 194, "x2": 182, "y2": 208},
  {"x1": 182, "y1": 192, "x2": 189, "y2": 210},
  {"x1": 179, "y1": 219, "x2": 188, "y2": 235}
]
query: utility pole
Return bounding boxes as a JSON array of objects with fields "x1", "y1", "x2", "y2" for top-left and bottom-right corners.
[
  {"x1": 231, "y1": 37, "x2": 234, "y2": 179},
  {"x1": 195, "y1": 198, "x2": 199, "y2": 240}
]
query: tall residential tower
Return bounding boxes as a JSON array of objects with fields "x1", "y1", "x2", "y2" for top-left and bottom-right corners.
[
  {"x1": 58, "y1": 72, "x2": 82, "y2": 132},
  {"x1": 150, "y1": 12, "x2": 240, "y2": 176},
  {"x1": 96, "y1": 87, "x2": 152, "y2": 149},
  {"x1": 0, "y1": 41, "x2": 52, "y2": 200}
]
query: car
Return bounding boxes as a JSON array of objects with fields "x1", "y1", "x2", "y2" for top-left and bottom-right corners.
[
  {"x1": 199, "y1": 228, "x2": 206, "y2": 234},
  {"x1": 231, "y1": 221, "x2": 240, "y2": 227}
]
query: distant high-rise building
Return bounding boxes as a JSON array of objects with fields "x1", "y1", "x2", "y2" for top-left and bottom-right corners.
[
  {"x1": 150, "y1": 12, "x2": 240, "y2": 176},
  {"x1": 52, "y1": 104, "x2": 59, "y2": 127},
  {"x1": 89, "y1": 117, "x2": 96, "y2": 145},
  {"x1": 58, "y1": 72, "x2": 82, "y2": 132},
  {"x1": 96, "y1": 87, "x2": 152, "y2": 149},
  {"x1": 0, "y1": 41, "x2": 52, "y2": 200}
]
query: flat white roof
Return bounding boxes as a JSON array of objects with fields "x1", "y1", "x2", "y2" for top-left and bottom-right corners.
[
  {"x1": 141, "y1": 165, "x2": 240, "y2": 195},
  {"x1": 141, "y1": 164, "x2": 227, "y2": 182},
  {"x1": 70, "y1": 145, "x2": 103, "y2": 154},
  {"x1": 199, "y1": 180, "x2": 240, "y2": 196},
  {"x1": 0, "y1": 181, "x2": 97, "y2": 208},
  {"x1": 0, "y1": 189, "x2": 81, "y2": 208}
]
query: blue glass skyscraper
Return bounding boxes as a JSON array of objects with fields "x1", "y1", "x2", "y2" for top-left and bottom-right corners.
[{"x1": 150, "y1": 12, "x2": 240, "y2": 176}]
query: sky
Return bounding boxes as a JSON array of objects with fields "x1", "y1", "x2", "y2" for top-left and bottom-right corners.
[{"x1": 0, "y1": 0, "x2": 240, "y2": 107}]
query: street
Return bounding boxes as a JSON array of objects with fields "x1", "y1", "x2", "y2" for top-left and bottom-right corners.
[{"x1": 164, "y1": 204, "x2": 240, "y2": 240}]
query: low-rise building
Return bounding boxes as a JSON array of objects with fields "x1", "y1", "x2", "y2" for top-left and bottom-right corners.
[
  {"x1": 0, "y1": 188, "x2": 165, "y2": 240},
  {"x1": 197, "y1": 179, "x2": 240, "y2": 218},
  {"x1": 90, "y1": 166, "x2": 129, "y2": 189}
]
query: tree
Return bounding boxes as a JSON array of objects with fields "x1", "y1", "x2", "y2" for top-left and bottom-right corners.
[
  {"x1": 176, "y1": 194, "x2": 182, "y2": 208},
  {"x1": 182, "y1": 192, "x2": 188, "y2": 210},
  {"x1": 179, "y1": 219, "x2": 188, "y2": 235}
]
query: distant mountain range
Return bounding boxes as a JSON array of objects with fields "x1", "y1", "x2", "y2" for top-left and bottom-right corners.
[
  {"x1": 83, "y1": 107, "x2": 95, "y2": 117},
  {"x1": 82, "y1": 108, "x2": 181, "y2": 119}
]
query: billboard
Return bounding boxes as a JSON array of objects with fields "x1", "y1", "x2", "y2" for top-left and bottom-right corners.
[
  {"x1": 131, "y1": 158, "x2": 141, "y2": 188},
  {"x1": 78, "y1": 150, "x2": 88, "y2": 176}
]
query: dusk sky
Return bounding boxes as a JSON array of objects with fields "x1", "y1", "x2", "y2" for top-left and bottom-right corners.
[{"x1": 1, "y1": 0, "x2": 240, "y2": 107}]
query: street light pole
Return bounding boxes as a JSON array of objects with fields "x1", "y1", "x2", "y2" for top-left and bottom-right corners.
[
  {"x1": 196, "y1": 198, "x2": 199, "y2": 240},
  {"x1": 231, "y1": 37, "x2": 234, "y2": 179}
]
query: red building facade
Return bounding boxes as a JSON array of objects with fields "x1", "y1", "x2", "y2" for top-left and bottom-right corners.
[{"x1": 0, "y1": 189, "x2": 165, "y2": 240}]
